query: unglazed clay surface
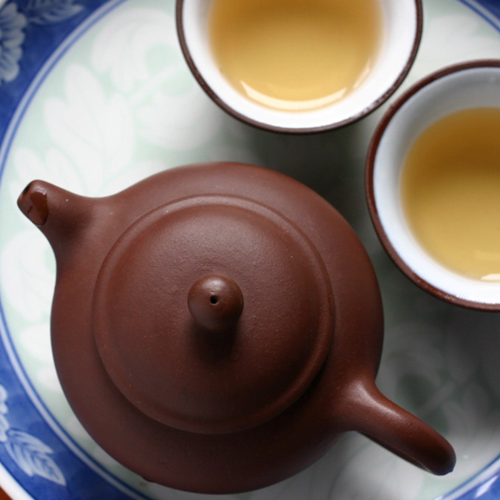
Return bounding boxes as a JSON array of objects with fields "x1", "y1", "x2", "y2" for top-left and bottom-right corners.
[{"x1": 18, "y1": 162, "x2": 454, "y2": 493}]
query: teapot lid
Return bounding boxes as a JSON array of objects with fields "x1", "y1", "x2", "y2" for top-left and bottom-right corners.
[{"x1": 92, "y1": 194, "x2": 334, "y2": 434}]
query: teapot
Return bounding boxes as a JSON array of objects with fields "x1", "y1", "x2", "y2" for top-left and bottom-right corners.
[{"x1": 18, "y1": 162, "x2": 455, "y2": 494}]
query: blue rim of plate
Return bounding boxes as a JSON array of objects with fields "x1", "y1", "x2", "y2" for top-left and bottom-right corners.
[
  {"x1": 0, "y1": 2, "x2": 153, "y2": 499},
  {"x1": 0, "y1": 0, "x2": 499, "y2": 499}
]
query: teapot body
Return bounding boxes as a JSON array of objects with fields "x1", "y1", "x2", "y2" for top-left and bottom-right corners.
[{"x1": 18, "y1": 162, "x2": 455, "y2": 493}]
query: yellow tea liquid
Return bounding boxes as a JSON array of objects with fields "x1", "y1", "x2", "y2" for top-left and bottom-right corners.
[
  {"x1": 208, "y1": 0, "x2": 383, "y2": 112},
  {"x1": 401, "y1": 107, "x2": 500, "y2": 281}
]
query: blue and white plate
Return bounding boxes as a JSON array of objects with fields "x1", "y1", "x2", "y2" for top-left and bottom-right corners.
[{"x1": 1, "y1": 0, "x2": 500, "y2": 498}]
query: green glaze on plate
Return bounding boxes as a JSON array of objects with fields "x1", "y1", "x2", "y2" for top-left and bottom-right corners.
[{"x1": 1, "y1": 0, "x2": 500, "y2": 498}]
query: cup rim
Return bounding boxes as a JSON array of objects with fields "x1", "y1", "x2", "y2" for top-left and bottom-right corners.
[
  {"x1": 176, "y1": 0, "x2": 424, "y2": 134},
  {"x1": 366, "y1": 59, "x2": 500, "y2": 311}
]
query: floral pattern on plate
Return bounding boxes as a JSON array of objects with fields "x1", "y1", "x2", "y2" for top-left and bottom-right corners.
[{"x1": 1, "y1": 0, "x2": 500, "y2": 499}]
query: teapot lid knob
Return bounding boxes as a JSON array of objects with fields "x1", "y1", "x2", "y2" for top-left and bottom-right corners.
[
  {"x1": 92, "y1": 195, "x2": 334, "y2": 435},
  {"x1": 188, "y1": 274, "x2": 243, "y2": 332}
]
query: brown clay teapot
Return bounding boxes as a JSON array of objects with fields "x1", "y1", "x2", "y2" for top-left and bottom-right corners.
[{"x1": 17, "y1": 162, "x2": 455, "y2": 494}]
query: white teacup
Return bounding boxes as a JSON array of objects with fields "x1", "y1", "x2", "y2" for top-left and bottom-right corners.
[
  {"x1": 366, "y1": 60, "x2": 500, "y2": 310},
  {"x1": 176, "y1": 0, "x2": 423, "y2": 133}
]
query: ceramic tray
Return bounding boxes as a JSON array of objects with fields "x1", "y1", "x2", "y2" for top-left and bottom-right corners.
[{"x1": 1, "y1": 0, "x2": 500, "y2": 499}]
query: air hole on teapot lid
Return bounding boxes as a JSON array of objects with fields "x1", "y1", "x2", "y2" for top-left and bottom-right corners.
[{"x1": 210, "y1": 296, "x2": 219, "y2": 305}]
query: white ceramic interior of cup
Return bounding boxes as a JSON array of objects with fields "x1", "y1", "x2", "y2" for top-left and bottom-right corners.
[
  {"x1": 373, "y1": 65, "x2": 500, "y2": 306},
  {"x1": 180, "y1": 0, "x2": 419, "y2": 131}
]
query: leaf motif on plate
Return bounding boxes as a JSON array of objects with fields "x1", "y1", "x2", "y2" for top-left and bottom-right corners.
[
  {"x1": 0, "y1": 385, "x2": 66, "y2": 485},
  {"x1": 0, "y1": 385, "x2": 7, "y2": 415},
  {"x1": 0, "y1": 415, "x2": 9, "y2": 443},
  {"x1": 23, "y1": 0, "x2": 84, "y2": 25},
  {"x1": 44, "y1": 64, "x2": 135, "y2": 194},
  {"x1": 0, "y1": 385, "x2": 10, "y2": 443},
  {"x1": 410, "y1": 13, "x2": 500, "y2": 81},
  {"x1": 0, "y1": 230, "x2": 54, "y2": 323},
  {"x1": 0, "y1": 2, "x2": 27, "y2": 83},
  {"x1": 20, "y1": 325, "x2": 52, "y2": 364},
  {"x1": 328, "y1": 438, "x2": 425, "y2": 500},
  {"x1": 0, "y1": 0, "x2": 85, "y2": 85},
  {"x1": 10, "y1": 147, "x2": 85, "y2": 203},
  {"x1": 91, "y1": 7, "x2": 179, "y2": 93},
  {"x1": 4, "y1": 429, "x2": 66, "y2": 486},
  {"x1": 442, "y1": 384, "x2": 500, "y2": 477},
  {"x1": 137, "y1": 89, "x2": 223, "y2": 151},
  {"x1": 378, "y1": 322, "x2": 447, "y2": 404}
]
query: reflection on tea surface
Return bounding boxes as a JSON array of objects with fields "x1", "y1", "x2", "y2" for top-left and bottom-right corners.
[
  {"x1": 209, "y1": 0, "x2": 382, "y2": 112},
  {"x1": 401, "y1": 107, "x2": 500, "y2": 281}
]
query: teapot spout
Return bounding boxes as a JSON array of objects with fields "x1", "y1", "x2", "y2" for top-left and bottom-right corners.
[
  {"x1": 18, "y1": 180, "x2": 93, "y2": 258},
  {"x1": 338, "y1": 379, "x2": 456, "y2": 475}
]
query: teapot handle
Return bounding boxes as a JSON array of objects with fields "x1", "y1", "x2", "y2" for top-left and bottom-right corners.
[{"x1": 341, "y1": 379, "x2": 455, "y2": 475}]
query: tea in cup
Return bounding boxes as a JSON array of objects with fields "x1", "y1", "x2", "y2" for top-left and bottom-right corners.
[
  {"x1": 176, "y1": 0, "x2": 423, "y2": 133},
  {"x1": 366, "y1": 60, "x2": 500, "y2": 310},
  {"x1": 208, "y1": 0, "x2": 383, "y2": 112}
]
